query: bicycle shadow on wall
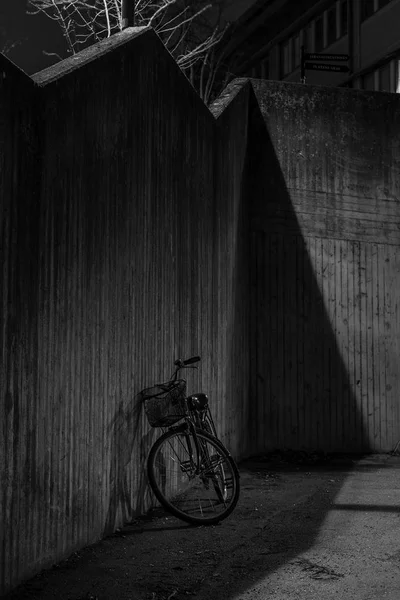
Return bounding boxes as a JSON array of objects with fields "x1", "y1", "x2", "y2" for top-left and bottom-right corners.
[
  {"x1": 104, "y1": 393, "x2": 158, "y2": 536},
  {"x1": 205, "y1": 84, "x2": 377, "y2": 599}
]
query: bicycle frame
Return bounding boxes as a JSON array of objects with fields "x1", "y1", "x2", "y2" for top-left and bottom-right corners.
[
  {"x1": 166, "y1": 420, "x2": 203, "y2": 475},
  {"x1": 144, "y1": 355, "x2": 224, "y2": 486}
]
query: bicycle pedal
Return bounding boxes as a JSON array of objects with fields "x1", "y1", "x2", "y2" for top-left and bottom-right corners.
[{"x1": 179, "y1": 460, "x2": 195, "y2": 473}]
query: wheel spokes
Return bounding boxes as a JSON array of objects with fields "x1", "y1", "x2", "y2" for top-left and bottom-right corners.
[{"x1": 149, "y1": 430, "x2": 239, "y2": 523}]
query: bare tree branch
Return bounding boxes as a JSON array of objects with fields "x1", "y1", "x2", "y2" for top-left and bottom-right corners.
[
  {"x1": 43, "y1": 49, "x2": 65, "y2": 60},
  {"x1": 103, "y1": 0, "x2": 111, "y2": 36},
  {"x1": 147, "y1": 0, "x2": 178, "y2": 28}
]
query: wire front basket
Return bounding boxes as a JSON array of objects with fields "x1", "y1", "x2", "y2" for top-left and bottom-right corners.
[{"x1": 141, "y1": 379, "x2": 188, "y2": 427}]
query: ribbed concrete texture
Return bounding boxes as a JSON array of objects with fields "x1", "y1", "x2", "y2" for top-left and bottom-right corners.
[
  {"x1": 249, "y1": 79, "x2": 400, "y2": 454},
  {"x1": 0, "y1": 31, "x2": 252, "y2": 594}
]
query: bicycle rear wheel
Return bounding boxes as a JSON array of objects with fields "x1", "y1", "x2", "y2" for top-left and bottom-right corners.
[{"x1": 147, "y1": 428, "x2": 240, "y2": 525}]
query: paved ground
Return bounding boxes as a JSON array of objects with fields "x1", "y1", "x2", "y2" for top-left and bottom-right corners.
[{"x1": 5, "y1": 452, "x2": 400, "y2": 600}]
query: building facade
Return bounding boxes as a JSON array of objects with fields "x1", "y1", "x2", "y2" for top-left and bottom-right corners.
[{"x1": 223, "y1": 0, "x2": 400, "y2": 93}]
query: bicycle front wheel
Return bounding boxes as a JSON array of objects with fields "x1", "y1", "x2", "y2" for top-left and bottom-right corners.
[
  {"x1": 202, "y1": 414, "x2": 218, "y2": 438},
  {"x1": 147, "y1": 428, "x2": 240, "y2": 525}
]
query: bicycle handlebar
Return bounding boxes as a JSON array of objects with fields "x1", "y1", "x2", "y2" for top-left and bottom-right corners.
[
  {"x1": 183, "y1": 355, "x2": 201, "y2": 365},
  {"x1": 173, "y1": 356, "x2": 201, "y2": 369},
  {"x1": 170, "y1": 356, "x2": 201, "y2": 381}
]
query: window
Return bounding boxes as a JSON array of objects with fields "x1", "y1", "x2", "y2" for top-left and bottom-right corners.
[
  {"x1": 281, "y1": 40, "x2": 291, "y2": 75},
  {"x1": 362, "y1": 71, "x2": 375, "y2": 91},
  {"x1": 379, "y1": 63, "x2": 391, "y2": 92},
  {"x1": 292, "y1": 34, "x2": 300, "y2": 68},
  {"x1": 396, "y1": 60, "x2": 400, "y2": 93},
  {"x1": 315, "y1": 16, "x2": 324, "y2": 51},
  {"x1": 361, "y1": 0, "x2": 375, "y2": 21},
  {"x1": 363, "y1": 61, "x2": 400, "y2": 93},
  {"x1": 327, "y1": 6, "x2": 337, "y2": 46},
  {"x1": 251, "y1": 64, "x2": 263, "y2": 78},
  {"x1": 303, "y1": 22, "x2": 313, "y2": 51},
  {"x1": 261, "y1": 58, "x2": 269, "y2": 80},
  {"x1": 340, "y1": 0, "x2": 348, "y2": 36}
]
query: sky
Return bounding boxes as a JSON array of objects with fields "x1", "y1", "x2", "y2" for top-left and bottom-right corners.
[{"x1": 0, "y1": 0, "x2": 259, "y2": 74}]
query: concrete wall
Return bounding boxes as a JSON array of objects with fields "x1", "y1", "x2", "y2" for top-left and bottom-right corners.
[
  {"x1": 3, "y1": 31, "x2": 400, "y2": 593},
  {"x1": 0, "y1": 30, "x2": 253, "y2": 594},
  {"x1": 250, "y1": 78, "x2": 400, "y2": 454}
]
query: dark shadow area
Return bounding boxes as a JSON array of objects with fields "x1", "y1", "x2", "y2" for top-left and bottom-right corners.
[{"x1": 247, "y1": 81, "x2": 370, "y2": 455}]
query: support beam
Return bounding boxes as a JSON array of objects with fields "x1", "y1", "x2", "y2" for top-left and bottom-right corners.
[{"x1": 122, "y1": 0, "x2": 135, "y2": 28}]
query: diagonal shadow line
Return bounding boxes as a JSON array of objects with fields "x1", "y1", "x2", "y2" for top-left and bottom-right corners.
[
  {"x1": 248, "y1": 79, "x2": 378, "y2": 453},
  {"x1": 332, "y1": 503, "x2": 400, "y2": 512},
  {"x1": 247, "y1": 81, "x2": 371, "y2": 456}
]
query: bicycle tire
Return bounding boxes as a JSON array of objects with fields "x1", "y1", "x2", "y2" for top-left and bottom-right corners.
[{"x1": 147, "y1": 428, "x2": 240, "y2": 525}]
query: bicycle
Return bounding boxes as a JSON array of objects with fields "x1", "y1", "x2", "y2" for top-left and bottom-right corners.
[{"x1": 140, "y1": 356, "x2": 240, "y2": 525}]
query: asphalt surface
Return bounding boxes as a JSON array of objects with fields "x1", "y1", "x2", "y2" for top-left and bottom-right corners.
[{"x1": 5, "y1": 453, "x2": 400, "y2": 600}]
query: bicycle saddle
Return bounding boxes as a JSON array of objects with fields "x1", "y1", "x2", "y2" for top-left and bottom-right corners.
[{"x1": 187, "y1": 393, "x2": 208, "y2": 411}]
